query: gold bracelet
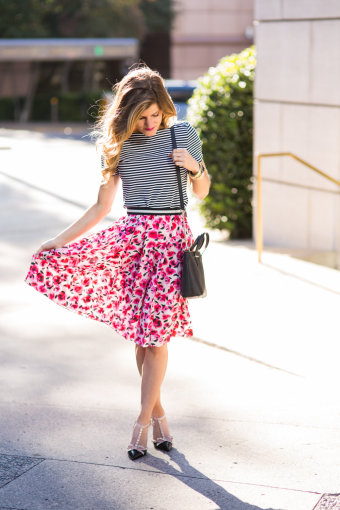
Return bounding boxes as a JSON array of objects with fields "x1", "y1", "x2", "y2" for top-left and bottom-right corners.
[{"x1": 189, "y1": 161, "x2": 205, "y2": 180}]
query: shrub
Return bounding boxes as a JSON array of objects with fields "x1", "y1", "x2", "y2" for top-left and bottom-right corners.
[
  {"x1": 0, "y1": 98, "x2": 16, "y2": 120},
  {"x1": 31, "y1": 92, "x2": 102, "y2": 122},
  {"x1": 187, "y1": 46, "x2": 255, "y2": 239}
]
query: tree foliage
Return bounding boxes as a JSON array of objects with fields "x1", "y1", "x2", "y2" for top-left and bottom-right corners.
[
  {"x1": 187, "y1": 46, "x2": 256, "y2": 239},
  {"x1": 140, "y1": 0, "x2": 176, "y2": 33},
  {"x1": 0, "y1": 0, "x2": 175, "y2": 39}
]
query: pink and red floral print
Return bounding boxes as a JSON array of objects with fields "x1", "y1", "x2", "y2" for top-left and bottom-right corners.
[{"x1": 24, "y1": 214, "x2": 194, "y2": 347}]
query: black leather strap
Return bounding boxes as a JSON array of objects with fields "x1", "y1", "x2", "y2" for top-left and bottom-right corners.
[
  {"x1": 170, "y1": 125, "x2": 185, "y2": 211},
  {"x1": 191, "y1": 232, "x2": 210, "y2": 253}
]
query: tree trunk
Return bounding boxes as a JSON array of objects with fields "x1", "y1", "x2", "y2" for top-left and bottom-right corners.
[
  {"x1": 83, "y1": 61, "x2": 94, "y2": 93},
  {"x1": 139, "y1": 32, "x2": 171, "y2": 78},
  {"x1": 20, "y1": 62, "x2": 40, "y2": 122},
  {"x1": 61, "y1": 60, "x2": 71, "y2": 93}
]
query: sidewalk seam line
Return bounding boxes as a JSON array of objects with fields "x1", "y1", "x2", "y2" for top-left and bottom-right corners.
[
  {"x1": 17, "y1": 455, "x2": 322, "y2": 496},
  {"x1": 189, "y1": 336, "x2": 301, "y2": 377},
  {"x1": 0, "y1": 507, "x2": 27, "y2": 510},
  {"x1": 263, "y1": 262, "x2": 340, "y2": 296},
  {"x1": 0, "y1": 458, "x2": 45, "y2": 490}
]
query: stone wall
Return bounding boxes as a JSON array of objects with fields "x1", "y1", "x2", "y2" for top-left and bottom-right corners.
[{"x1": 254, "y1": 0, "x2": 340, "y2": 261}]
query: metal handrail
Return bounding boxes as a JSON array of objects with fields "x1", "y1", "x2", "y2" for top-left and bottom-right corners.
[{"x1": 256, "y1": 152, "x2": 340, "y2": 263}]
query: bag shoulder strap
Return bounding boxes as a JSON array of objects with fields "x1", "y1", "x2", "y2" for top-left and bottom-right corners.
[
  {"x1": 170, "y1": 125, "x2": 185, "y2": 212},
  {"x1": 191, "y1": 232, "x2": 210, "y2": 253}
]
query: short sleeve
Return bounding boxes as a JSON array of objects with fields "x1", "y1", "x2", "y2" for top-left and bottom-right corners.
[
  {"x1": 100, "y1": 154, "x2": 105, "y2": 170},
  {"x1": 100, "y1": 153, "x2": 119, "y2": 176},
  {"x1": 186, "y1": 122, "x2": 203, "y2": 162}
]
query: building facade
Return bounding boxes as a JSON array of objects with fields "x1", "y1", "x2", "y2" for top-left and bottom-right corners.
[
  {"x1": 254, "y1": 0, "x2": 340, "y2": 267},
  {"x1": 171, "y1": 0, "x2": 254, "y2": 80}
]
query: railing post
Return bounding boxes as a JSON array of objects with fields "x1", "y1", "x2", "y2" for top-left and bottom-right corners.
[
  {"x1": 254, "y1": 151, "x2": 340, "y2": 264},
  {"x1": 256, "y1": 154, "x2": 263, "y2": 263}
]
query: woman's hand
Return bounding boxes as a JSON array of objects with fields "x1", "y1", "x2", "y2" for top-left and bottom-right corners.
[
  {"x1": 34, "y1": 237, "x2": 65, "y2": 255},
  {"x1": 168, "y1": 149, "x2": 200, "y2": 174},
  {"x1": 168, "y1": 149, "x2": 210, "y2": 199}
]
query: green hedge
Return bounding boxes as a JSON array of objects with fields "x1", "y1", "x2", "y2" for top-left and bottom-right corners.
[
  {"x1": 187, "y1": 46, "x2": 256, "y2": 239},
  {"x1": 0, "y1": 97, "x2": 23, "y2": 120},
  {"x1": 0, "y1": 92, "x2": 103, "y2": 122}
]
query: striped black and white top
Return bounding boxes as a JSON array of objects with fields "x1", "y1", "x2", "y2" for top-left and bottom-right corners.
[{"x1": 113, "y1": 120, "x2": 203, "y2": 214}]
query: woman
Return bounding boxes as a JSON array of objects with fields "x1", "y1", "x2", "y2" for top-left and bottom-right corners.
[{"x1": 24, "y1": 64, "x2": 211, "y2": 460}]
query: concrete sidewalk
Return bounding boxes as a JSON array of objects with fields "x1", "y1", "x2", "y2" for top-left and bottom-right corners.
[{"x1": 0, "y1": 126, "x2": 339, "y2": 510}]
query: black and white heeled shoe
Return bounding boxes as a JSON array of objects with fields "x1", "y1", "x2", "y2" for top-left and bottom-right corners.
[
  {"x1": 152, "y1": 415, "x2": 173, "y2": 452},
  {"x1": 127, "y1": 420, "x2": 151, "y2": 460}
]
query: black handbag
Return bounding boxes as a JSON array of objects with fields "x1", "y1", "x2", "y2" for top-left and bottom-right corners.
[{"x1": 170, "y1": 125, "x2": 209, "y2": 299}]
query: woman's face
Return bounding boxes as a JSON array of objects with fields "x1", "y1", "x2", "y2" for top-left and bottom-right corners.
[{"x1": 134, "y1": 103, "x2": 163, "y2": 136}]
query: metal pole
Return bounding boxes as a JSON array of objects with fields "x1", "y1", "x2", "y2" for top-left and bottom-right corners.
[
  {"x1": 256, "y1": 154, "x2": 263, "y2": 263},
  {"x1": 255, "y1": 151, "x2": 340, "y2": 264}
]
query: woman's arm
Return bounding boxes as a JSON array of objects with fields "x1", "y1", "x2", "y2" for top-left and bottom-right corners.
[
  {"x1": 187, "y1": 159, "x2": 211, "y2": 200},
  {"x1": 35, "y1": 174, "x2": 120, "y2": 254},
  {"x1": 169, "y1": 148, "x2": 211, "y2": 200}
]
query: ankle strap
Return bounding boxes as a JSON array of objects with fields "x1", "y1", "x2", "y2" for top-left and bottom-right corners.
[
  {"x1": 152, "y1": 414, "x2": 166, "y2": 422},
  {"x1": 135, "y1": 420, "x2": 152, "y2": 429}
]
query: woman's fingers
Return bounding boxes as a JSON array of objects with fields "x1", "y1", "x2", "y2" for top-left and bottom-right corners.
[
  {"x1": 34, "y1": 238, "x2": 63, "y2": 255},
  {"x1": 169, "y1": 149, "x2": 189, "y2": 166},
  {"x1": 35, "y1": 245, "x2": 47, "y2": 255}
]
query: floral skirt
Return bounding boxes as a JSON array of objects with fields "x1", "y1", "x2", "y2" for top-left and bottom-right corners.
[{"x1": 24, "y1": 214, "x2": 194, "y2": 347}]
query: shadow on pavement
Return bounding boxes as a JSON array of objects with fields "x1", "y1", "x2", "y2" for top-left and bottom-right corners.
[
  {"x1": 0, "y1": 171, "x2": 117, "y2": 244},
  {"x1": 0, "y1": 170, "x2": 89, "y2": 214},
  {"x1": 141, "y1": 449, "x2": 281, "y2": 510}
]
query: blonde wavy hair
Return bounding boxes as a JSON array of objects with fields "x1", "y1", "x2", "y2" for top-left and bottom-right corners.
[{"x1": 94, "y1": 64, "x2": 177, "y2": 183}]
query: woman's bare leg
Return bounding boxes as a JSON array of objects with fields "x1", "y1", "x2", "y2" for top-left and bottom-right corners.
[
  {"x1": 138, "y1": 344, "x2": 168, "y2": 421},
  {"x1": 135, "y1": 344, "x2": 145, "y2": 375},
  {"x1": 129, "y1": 344, "x2": 169, "y2": 448},
  {"x1": 135, "y1": 345, "x2": 165, "y2": 417}
]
